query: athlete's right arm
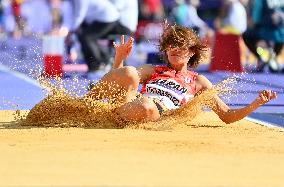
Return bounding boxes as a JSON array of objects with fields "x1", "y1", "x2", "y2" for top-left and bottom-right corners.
[
  {"x1": 112, "y1": 35, "x2": 155, "y2": 83},
  {"x1": 112, "y1": 35, "x2": 134, "y2": 69}
]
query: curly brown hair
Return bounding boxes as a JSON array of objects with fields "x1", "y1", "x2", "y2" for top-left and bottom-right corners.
[{"x1": 159, "y1": 24, "x2": 209, "y2": 68}]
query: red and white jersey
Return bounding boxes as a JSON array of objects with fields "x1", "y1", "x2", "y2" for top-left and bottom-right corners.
[{"x1": 141, "y1": 65, "x2": 198, "y2": 110}]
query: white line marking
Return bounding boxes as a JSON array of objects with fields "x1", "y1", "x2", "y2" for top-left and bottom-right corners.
[
  {"x1": 0, "y1": 64, "x2": 42, "y2": 88},
  {"x1": 245, "y1": 117, "x2": 284, "y2": 131}
]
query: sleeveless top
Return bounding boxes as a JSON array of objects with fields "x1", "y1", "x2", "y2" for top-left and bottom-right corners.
[{"x1": 140, "y1": 65, "x2": 198, "y2": 110}]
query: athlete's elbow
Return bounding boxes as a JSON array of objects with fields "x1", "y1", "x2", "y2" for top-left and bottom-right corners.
[
  {"x1": 221, "y1": 118, "x2": 234, "y2": 124},
  {"x1": 219, "y1": 115, "x2": 236, "y2": 124},
  {"x1": 217, "y1": 110, "x2": 239, "y2": 124}
]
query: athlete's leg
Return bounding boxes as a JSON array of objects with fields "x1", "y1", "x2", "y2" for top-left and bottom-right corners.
[
  {"x1": 116, "y1": 96, "x2": 160, "y2": 122},
  {"x1": 86, "y1": 66, "x2": 140, "y2": 103}
]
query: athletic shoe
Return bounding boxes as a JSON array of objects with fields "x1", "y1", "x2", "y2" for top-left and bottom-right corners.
[{"x1": 268, "y1": 57, "x2": 280, "y2": 73}]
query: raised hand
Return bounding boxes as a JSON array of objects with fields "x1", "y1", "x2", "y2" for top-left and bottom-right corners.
[
  {"x1": 113, "y1": 35, "x2": 134, "y2": 61},
  {"x1": 112, "y1": 35, "x2": 134, "y2": 69},
  {"x1": 256, "y1": 90, "x2": 277, "y2": 105}
]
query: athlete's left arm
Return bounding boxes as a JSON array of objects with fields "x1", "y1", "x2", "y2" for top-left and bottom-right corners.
[{"x1": 195, "y1": 75, "x2": 277, "y2": 124}]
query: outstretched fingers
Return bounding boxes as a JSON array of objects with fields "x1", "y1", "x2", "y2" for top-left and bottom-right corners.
[
  {"x1": 113, "y1": 35, "x2": 125, "y2": 49},
  {"x1": 259, "y1": 90, "x2": 277, "y2": 103},
  {"x1": 121, "y1": 35, "x2": 125, "y2": 45},
  {"x1": 113, "y1": 41, "x2": 119, "y2": 49},
  {"x1": 113, "y1": 35, "x2": 134, "y2": 49},
  {"x1": 126, "y1": 37, "x2": 134, "y2": 52},
  {"x1": 126, "y1": 37, "x2": 134, "y2": 46},
  {"x1": 269, "y1": 90, "x2": 278, "y2": 100}
]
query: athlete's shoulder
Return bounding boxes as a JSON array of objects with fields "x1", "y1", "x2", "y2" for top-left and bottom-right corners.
[
  {"x1": 186, "y1": 69, "x2": 198, "y2": 76},
  {"x1": 195, "y1": 74, "x2": 213, "y2": 92},
  {"x1": 137, "y1": 64, "x2": 155, "y2": 83}
]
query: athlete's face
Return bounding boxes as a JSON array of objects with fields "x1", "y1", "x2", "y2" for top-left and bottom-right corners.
[{"x1": 166, "y1": 46, "x2": 195, "y2": 66}]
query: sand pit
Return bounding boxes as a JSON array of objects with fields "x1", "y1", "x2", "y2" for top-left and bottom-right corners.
[{"x1": 0, "y1": 110, "x2": 284, "y2": 187}]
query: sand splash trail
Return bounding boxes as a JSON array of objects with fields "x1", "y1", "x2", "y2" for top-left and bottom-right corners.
[
  {"x1": 20, "y1": 75, "x2": 238, "y2": 129},
  {"x1": 23, "y1": 78, "x2": 126, "y2": 128}
]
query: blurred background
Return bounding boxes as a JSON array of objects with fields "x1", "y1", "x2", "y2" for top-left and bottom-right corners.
[{"x1": 0, "y1": 0, "x2": 284, "y2": 74}]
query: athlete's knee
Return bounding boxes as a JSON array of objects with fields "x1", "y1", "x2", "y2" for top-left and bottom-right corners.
[
  {"x1": 122, "y1": 66, "x2": 139, "y2": 79},
  {"x1": 118, "y1": 66, "x2": 140, "y2": 86},
  {"x1": 104, "y1": 66, "x2": 138, "y2": 83}
]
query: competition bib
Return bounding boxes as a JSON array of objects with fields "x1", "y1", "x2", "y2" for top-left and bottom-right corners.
[{"x1": 144, "y1": 78, "x2": 194, "y2": 108}]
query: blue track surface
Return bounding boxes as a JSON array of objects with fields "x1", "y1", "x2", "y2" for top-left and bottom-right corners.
[
  {"x1": 203, "y1": 72, "x2": 284, "y2": 113},
  {"x1": 0, "y1": 66, "x2": 45, "y2": 110}
]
